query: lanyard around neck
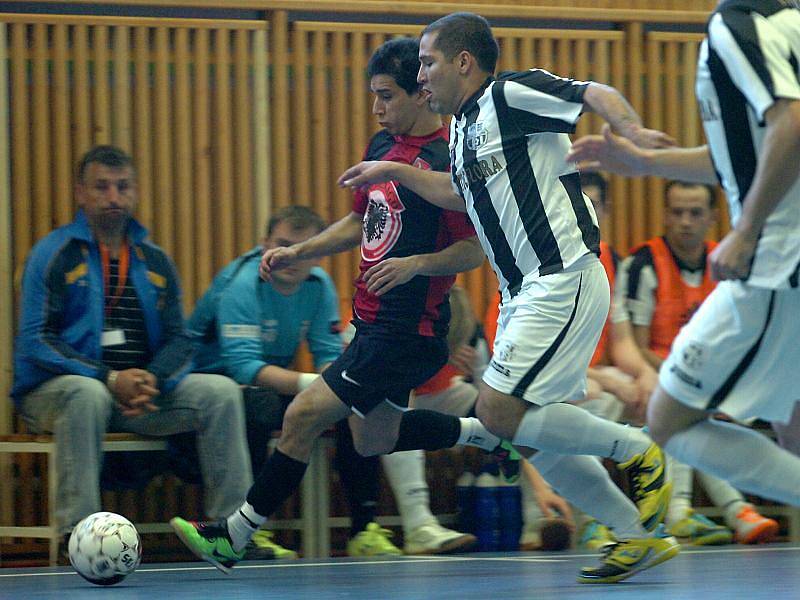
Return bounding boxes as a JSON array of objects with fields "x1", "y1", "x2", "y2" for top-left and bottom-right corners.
[{"x1": 99, "y1": 242, "x2": 130, "y2": 315}]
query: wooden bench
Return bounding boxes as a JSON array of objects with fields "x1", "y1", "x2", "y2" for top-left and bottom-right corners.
[{"x1": 0, "y1": 432, "x2": 334, "y2": 565}]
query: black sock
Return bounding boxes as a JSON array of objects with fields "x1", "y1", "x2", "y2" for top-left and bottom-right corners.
[
  {"x1": 334, "y1": 420, "x2": 379, "y2": 536},
  {"x1": 246, "y1": 448, "x2": 308, "y2": 517},
  {"x1": 392, "y1": 409, "x2": 461, "y2": 452}
]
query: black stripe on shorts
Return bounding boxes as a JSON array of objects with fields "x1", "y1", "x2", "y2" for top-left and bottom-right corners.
[
  {"x1": 706, "y1": 290, "x2": 776, "y2": 411},
  {"x1": 511, "y1": 273, "x2": 583, "y2": 398}
]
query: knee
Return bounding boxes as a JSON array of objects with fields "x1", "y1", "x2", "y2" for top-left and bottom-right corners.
[
  {"x1": 645, "y1": 387, "x2": 693, "y2": 448},
  {"x1": 190, "y1": 375, "x2": 243, "y2": 412},
  {"x1": 475, "y1": 393, "x2": 510, "y2": 438},
  {"x1": 282, "y1": 393, "x2": 325, "y2": 440},
  {"x1": 61, "y1": 376, "x2": 113, "y2": 417}
]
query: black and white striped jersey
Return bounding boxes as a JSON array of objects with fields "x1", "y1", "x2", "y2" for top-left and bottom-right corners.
[
  {"x1": 696, "y1": 0, "x2": 800, "y2": 289},
  {"x1": 449, "y1": 70, "x2": 600, "y2": 303}
]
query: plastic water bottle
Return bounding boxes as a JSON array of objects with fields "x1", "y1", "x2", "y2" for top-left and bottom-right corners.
[
  {"x1": 455, "y1": 471, "x2": 476, "y2": 534},
  {"x1": 497, "y1": 478, "x2": 522, "y2": 551},
  {"x1": 474, "y1": 471, "x2": 500, "y2": 551}
]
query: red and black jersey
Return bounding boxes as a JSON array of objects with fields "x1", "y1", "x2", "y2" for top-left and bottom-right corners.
[{"x1": 352, "y1": 127, "x2": 476, "y2": 337}]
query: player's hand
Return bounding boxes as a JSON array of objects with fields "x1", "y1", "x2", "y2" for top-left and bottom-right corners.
[
  {"x1": 535, "y1": 487, "x2": 576, "y2": 530},
  {"x1": 627, "y1": 126, "x2": 677, "y2": 150},
  {"x1": 449, "y1": 344, "x2": 478, "y2": 378},
  {"x1": 113, "y1": 369, "x2": 160, "y2": 416},
  {"x1": 362, "y1": 256, "x2": 420, "y2": 295},
  {"x1": 567, "y1": 124, "x2": 649, "y2": 176},
  {"x1": 709, "y1": 228, "x2": 757, "y2": 281},
  {"x1": 635, "y1": 369, "x2": 658, "y2": 405},
  {"x1": 260, "y1": 246, "x2": 299, "y2": 281},
  {"x1": 118, "y1": 395, "x2": 160, "y2": 417},
  {"x1": 338, "y1": 161, "x2": 396, "y2": 189}
]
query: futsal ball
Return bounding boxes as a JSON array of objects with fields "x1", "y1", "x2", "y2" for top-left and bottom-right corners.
[{"x1": 68, "y1": 511, "x2": 142, "y2": 586}]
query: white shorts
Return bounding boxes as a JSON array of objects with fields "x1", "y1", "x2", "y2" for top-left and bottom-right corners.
[
  {"x1": 660, "y1": 280, "x2": 800, "y2": 424},
  {"x1": 482, "y1": 256, "x2": 609, "y2": 405}
]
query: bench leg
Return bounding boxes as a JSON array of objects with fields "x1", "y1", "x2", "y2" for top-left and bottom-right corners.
[{"x1": 48, "y1": 448, "x2": 60, "y2": 566}]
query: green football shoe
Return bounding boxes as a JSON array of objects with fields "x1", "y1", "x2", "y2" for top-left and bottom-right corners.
[
  {"x1": 491, "y1": 440, "x2": 522, "y2": 484},
  {"x1": 170, "y1": 517, "x2": 245, "y2": 574}
]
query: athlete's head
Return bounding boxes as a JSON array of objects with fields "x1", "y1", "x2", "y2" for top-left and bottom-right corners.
[
  {"x1": 418, "y1": 12, "x2": 499, "y2": 115},
  {"x1": 368, "y1": 38, "x2": 435, "y2": 136},
  {"x1": 663, "y1": 180, "x2": 717, "y2": 255},
  {"x1": 263, "y1": 205, "x2": 325, "y2": 291},
  {"x1": 75, "y1": 145, "x2": 137, "y2": 237}
]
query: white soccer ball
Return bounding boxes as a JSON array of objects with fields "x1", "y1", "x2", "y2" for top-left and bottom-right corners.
[{"x1": 68, "y1": 511, "x2": 142, "y2": 585}]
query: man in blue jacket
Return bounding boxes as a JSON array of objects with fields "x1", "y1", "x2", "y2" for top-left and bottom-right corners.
[{"x1": 12, "y1": 145, "x2": 252, "y2": 548}]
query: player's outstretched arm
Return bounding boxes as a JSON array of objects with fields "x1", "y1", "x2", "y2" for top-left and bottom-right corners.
[
  {"x1": 363, "y1": 236, "x2": 484, "y2": 296},
  {"x1": 582, "y1": 82, "x2": 676, "y2": 149},
  {"x1": 567, "y1": 124, "x2": 718, "y2": 184},
  {"x1": 260, "y1": 212, "x2": 362, "y2": 281},
  {"x1": 339, "y1": 160, "x2": 466, "y2": 212}
]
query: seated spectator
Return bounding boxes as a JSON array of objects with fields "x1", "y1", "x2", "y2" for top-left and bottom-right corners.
[
  {"x1": 620, "y1": 180, "x2": 777, "y2": 545},
  {"x1": 11, "y1": 145, "x2": 252, "y2": 557},
  {"x1": 191, "y1": 205, "x2": 410, "y2": 557}
]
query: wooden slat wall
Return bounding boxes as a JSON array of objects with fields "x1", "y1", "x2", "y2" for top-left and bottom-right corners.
[
  {"x1": 1, "y1": 7, "x2": 723, "y2": 544},
  {"x1": 644, "y1": 31, "x2": 730, "y2": 243},
  {"x1": 3, "y1": 15, "x2": 270, "y2": 310},
  {"x1": 0, "y1": 9, "x2": 721, "y2": 410}
]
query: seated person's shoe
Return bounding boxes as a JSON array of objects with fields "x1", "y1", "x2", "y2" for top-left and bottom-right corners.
[
  {"x1": 57, "y1": 533, "x2": 71, "y2": 566},
  {"x1": 734, "y1": 505, "x2": 779, "y2": 544},
  {"x1": 666, "y1": 511, "x2": 733, "y2": 545},
  {"x1": 577, "y1": 535, "x2": 680, "y2": 584},
  {"x1": 245, "y1": 529, "x2": 298, "y2": 560},
  {"x1": 347, "y1": 522, "x2": 402, "y2": 557},
  {"x1": 578, "y1": 519, "x2": 617, "y2": 552},
  {"x1": 618, "y1": 443, "x2": 671, "y2": 532},
  {"x1": 169, "y1": 517, "x2": 244, "y2": 574},
  {"x1": 403, "y1": 520, "x2": 476, "y2": 555}
]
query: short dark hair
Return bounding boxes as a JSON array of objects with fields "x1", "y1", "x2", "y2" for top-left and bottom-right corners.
[
  {"x1": 421, "y1": 12, "x2": 499, "y2": 74},
  {"x1": 76, "y1": 145, "x2": 134, "y2": 182},
  {"x1": 664, "y1": 180, "x2": 716, "y2": 209},
  {"x1": 579, "y1": 172, "x2": 608, "y2": 207},
  {"x1": 266, "y1": 205, "x2": 326, "y2": 237},
  {"x1": 367, "y1": 37, "x2": 421, "y2": 95}
]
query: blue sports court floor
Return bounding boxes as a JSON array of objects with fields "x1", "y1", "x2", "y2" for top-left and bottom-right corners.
[{"x1": 2, "y1": 544, "x2": 798, "y2": 599}]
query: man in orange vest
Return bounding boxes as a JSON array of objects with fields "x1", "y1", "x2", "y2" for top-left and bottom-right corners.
[{"x1": 620, "y1": 180, "x2": 777, "y2": 545}]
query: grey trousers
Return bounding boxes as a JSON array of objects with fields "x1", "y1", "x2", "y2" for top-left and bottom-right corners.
[{"x1": 20, "y1": 373, "x2": 253, "y2": 533}]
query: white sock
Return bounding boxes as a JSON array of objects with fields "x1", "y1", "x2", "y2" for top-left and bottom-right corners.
[
  {"x1": 666, "y1": 455, "x2": 693, "y2": 526},
  {"x1": 457, "y1": 417, "x2": 500, "y2": 451},
  {"x1": 381, "y1": 450, "x2": 435, "y2": 535},
  {"x1": 696, "y1": 470, "x2": 747, "y2": 528},
  {"x1": 664, "y1": 419, "x2": 800, "y2": 506},
  {"x1": 511, "y1": 403, "x2": 651, "y2": 462},
  {"x1": 532, "y1": 452, "x2": 648, "y2": 540},
  {"x1": 227, "y1": 502, "x2": 266, "y2": 552}
]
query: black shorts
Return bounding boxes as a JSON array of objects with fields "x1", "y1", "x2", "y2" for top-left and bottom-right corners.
[{"x1": 322, "y1": 322, "x2": 448, "y2": 416}]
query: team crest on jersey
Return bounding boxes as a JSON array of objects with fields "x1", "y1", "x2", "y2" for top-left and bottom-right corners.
[
  {"x1": 362, "y1": 182, "x2": 405, "y2": 261},
  {"x1": 413, "y1": 157, "x2": 432, "y2": 171},
  {"x1": 681, "y1": 342, "x2": 705, "y2": 370},
  {"x1": 466, "y1": 121, "x2": 488, "y2": 151}
]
